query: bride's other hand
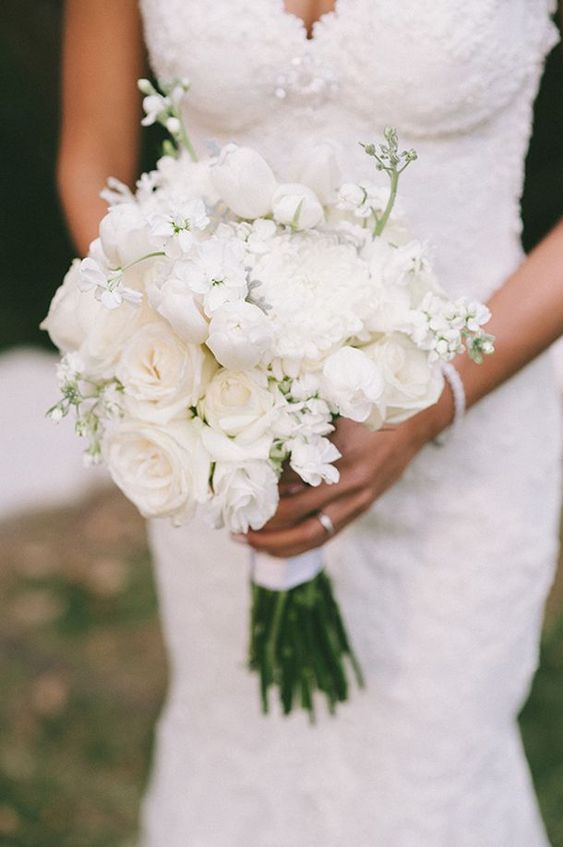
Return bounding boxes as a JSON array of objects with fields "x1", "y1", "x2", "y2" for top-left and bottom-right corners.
[{"x1": 243, "y1": 392, "x2": 453, "y2": 558}]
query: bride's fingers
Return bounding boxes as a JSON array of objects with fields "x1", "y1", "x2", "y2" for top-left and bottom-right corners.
[
  {"x1": 264, "y1": 469, "x2": 360, "y2": 530},
  {"x1": 245, "y1": 488, "x2": 372, "y2": 558}
]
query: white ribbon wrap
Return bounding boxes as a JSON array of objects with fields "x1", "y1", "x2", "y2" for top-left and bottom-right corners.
[{"x1": 251, "y1": 548, "x2": 325, "y2": 591}]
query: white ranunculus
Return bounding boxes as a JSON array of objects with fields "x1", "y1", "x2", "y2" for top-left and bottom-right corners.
[
  {"x1": 206, "y1": 460, "x2": 279, "y2": 533},
  {"x1": 321, "y1": 346, "x2": 385, "y2": 422},
  {"x1": 363, "y1": 333, "x2": 444, "y2": 425},
  {"x1": 117, "y1": 322, "x2": 216, "y2": 423},
  {"x1": 41, "y1": 260, "x2": 87, "y2": 352},
  {"x1": 294, "y1": 140, "x2": 342, "y2": 204},
  {"x1": 206, "y1": 301, "x2": 274, "y2": 370},
  {"x1": 149, "y1": 276, "x2": 209, "y2": 344},
  {"x1": 103, "y1": 418, "x2": 210, "y2": 521},
  {"x1": 210, "y1": 144, "x2": 278, "y2": 219},
  {"x1": 289, "y1": 435, "x2": 341, "y2": 486},
  {"x1": 272, "y1": 183, "x2": 324, "y2": 230},
  {"x1": 200, "y1": 369, "x2": 275, "y2": 441}
]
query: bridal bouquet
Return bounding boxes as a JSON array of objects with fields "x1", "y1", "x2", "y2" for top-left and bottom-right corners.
[{"x1": 43, "y1": 79, "x2": 494, "y2": 719}]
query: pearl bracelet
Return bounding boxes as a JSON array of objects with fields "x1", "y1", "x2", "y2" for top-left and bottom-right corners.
[{"x1": 433, "y1": 362, "x2": 466, "y2": 447}]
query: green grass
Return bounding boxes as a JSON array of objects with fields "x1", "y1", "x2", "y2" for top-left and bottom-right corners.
[{"x1": 0, "y1": 489, "x2": 562, "y2": 846}]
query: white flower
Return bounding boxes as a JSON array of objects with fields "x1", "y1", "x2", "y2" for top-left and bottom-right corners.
[
  {"x1": 206, "y1": 460, "x2": 279, "y2": 533},
  {"x1": 99, "y1": 202, "x2": 161, "y2": 267},
  {"x1": 289, "y1": 435, "x2": 341, "y2": 486},
  {"x1": 200, "y1": 426, "x2": 272, "y2": 463},
  {"x1": 176, "y1": 238, "x2": 248, "y2": 314},
  {"x1": 363, "y1": 334, "x2": 444, "y2": 426},
  {"x1": 293, "y1": 139, "x2": 342, "y2": 204},
  {"x1": 211, "y1": 144, "x2": 278, "y2": 219},
  {"x1": 321, "y1": 346, "x2": 384, "y2": 422},
  {"x1": 78, "y1": 254, "x2": 142, "y2": 310},
  {"x1": 149, "y1": 276, "x2": 209, "y2": 344},
  {"x1": 206, "y1": 301, "x2": 274, "y2": 370},
  {"x1": 41, "y1": 261, "x2": 86, "y2": 352},
  {"x1": 200, "y1": 369, "x2": 275, "y2": 441},
  {"x1": 155, "y1": 154, "x2": 219, "y2": 206},
  {"x1": 103, "y1": 418, "x2": 210, "y2": 521},
  {"x1": 148, "y1": 198, "x2": 209, "y2": 255},
  {"x1": 116, "y1": 322, "x2": 216, "y2": 424},
  {"x1": 337, "y1": 181, "x2": 390, "y2": 219},
  {"x1": 272, "y1": 183, "x2": 324, "y2": 230}
]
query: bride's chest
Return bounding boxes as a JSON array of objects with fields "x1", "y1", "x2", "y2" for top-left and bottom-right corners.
[{"x1": 140, "y1": 0, "x2": 552, "y2": 137}]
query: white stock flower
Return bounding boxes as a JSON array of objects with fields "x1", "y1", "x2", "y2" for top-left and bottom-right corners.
[
  {"x1": 200, "y1": 369, "x2": 275, "y2": 441},
  {"x1": 206, "y1": 460, "x2": 279, "y2": 533},
  {"x1": 176, "y1": 238, "x2": 248, "y2": 314},
  {"x1": 116, "y1": 322, "x2": 216, "y2": 423},
  {"x1": 149, "y1": 276, "x2": 209, "y2": 344},
  {"x1": 321, "y1": 346, "x2": 384, "y2": 422},
  {"x1": 155, "y1": 154, "x2": 220, "y2": 206},
  {"x1": 363, "y1": 334, "x2": 444, "y2": 426},
  {"x1": 211, "y1": 144, "x2": 278, "y2": 219},
  {"x1": 206, "y1": 301, "x2": 274, "y2": 370},
  {"x1": 103, "y1": 418, "x2": 210, "y2": 521},
  {"x1": 149, "y1": 198, "x2": 209, "y2": 255},
  {"x1": 141, "y1": 93, "x2": 167, "y2": 127},
  {"x1": 272, "y1": 183, "x2": 324, "y2": 230},
  {"x1": 289, "y1": 436, "x2": 341, "y2": 486},
  {"x1": 78, "y1": 253, "x2": 143, "y2": 311}
]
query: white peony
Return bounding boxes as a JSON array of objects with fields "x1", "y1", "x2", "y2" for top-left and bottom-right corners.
[
  {"x1": 200, "y1": 369, "x2": 275, "y2": 442},
  {"x1": 272, "y1": 183, "x2": 324, "y2": 230},
  {"x1": 289, "y1": 435, "x2": 341, "y2": 486},
  {"x1": 103, "y1": 418, "x2": 210, "y2": 521},
  {"x1": 210, "y1": 144, "x2": 278, "y2": 219},
  {"x1": 206, "y1": 301, "x2": 274, "y2": 370},
  {"x1": 321, "y1": 346, "x2": 385, "y2": 423},
  {"x1": 116, "y1": 322, "x2": 216, "y2": 423},
  {"x1": 363, "y1": 333, "x2": 444, "y2": 425},
  {"x1": 206, "y1": 460, "x2": 280, "y2": 533}
]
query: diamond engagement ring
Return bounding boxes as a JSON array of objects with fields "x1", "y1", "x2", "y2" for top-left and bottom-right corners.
[{"x1": 317, "y1": 511, "x2": 336, "y2": 537}]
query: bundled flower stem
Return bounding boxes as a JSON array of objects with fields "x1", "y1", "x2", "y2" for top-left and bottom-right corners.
[{"x1": 249, "y1": 572, "x2": 364, "y2": 721}]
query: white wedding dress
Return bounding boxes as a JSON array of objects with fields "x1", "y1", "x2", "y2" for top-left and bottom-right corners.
[{"x1": 138, "y1": 2, "x2": 561, "y2": 845}]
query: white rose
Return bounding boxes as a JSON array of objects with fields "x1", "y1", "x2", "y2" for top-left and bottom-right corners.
[
  {"x1": 206, "y1": 301, "x2": 274, "y2": 370},
  {"x1": 117, "y1": 322, "x2": 216, "y2": 423},
  {"x1": 321, "y1": 346, "x2": 384, "y2": 422},
  {"x1": 206, "y1": 460, "x2": 279, "y2": 532},
  {"x1": 79, "y1": 296, "x2": 155, "y2": 379},
  {"x1": 293, "y1": 140, "x2": 342, "y2": 204},
  {"x1": 200, "y1": 369, "x2": 275, "y2": 441},
  {"x1": 41, "y1": 260, "x2": 87, "y2": 352},
  {"x1": 364, "y1": 334, "x2": 444, "y2": 425},
  {"x1": 149, "y1": 276, "x2": 209, "y2": 344},
  {"x1": 272, "y1": 183, "x2": 324, "y2": 230},
  {"x1": 211, "y1": 144, "x2": 278, "y2": 219},
  {"x1": 103, "y1": 418, "x2": 210, "y2": 521},
  {"x1": 200, "y1": 425, "x2": 272, "y2": 463},
  {"x1": 289, "y1": 435, "x2": 341, "y2": 486}
]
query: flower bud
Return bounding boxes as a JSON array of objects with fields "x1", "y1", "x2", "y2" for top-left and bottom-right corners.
[
  {"x1": 211, "y1": 144, "x2": 277, "y2": 219},
  {"x1": 272, "y1": 183, "x2": 324, "y2": 230}
]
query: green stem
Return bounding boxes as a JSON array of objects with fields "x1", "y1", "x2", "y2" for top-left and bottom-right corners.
[
  {"x1": 373, "y1": 167, "x2": 399, "y2": 238},
  {"x1": 179, "y1": 122, "x2": 198, "y2": 163},
  {"x1": 266, "y1": 591, "x2": 287, "y2": 676}
]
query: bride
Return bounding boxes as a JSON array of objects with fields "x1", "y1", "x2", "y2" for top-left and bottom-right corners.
[{"x1": 58, "y1": 1, "x2": 562, "y2": 844}]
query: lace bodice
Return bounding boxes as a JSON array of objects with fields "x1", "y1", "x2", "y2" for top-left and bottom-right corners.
[{"x1": 141, "y1": 0, "x2": 558, "y2": 301}]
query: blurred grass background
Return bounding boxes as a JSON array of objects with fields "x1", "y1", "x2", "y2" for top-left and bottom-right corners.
[{"x1": 0, "y1": 2, "x2": 562, "y2": 846}]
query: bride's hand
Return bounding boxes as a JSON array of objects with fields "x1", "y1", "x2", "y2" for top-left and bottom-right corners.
[{"x1": 241, "y1": 393, "x2": 453, "y2": 558}]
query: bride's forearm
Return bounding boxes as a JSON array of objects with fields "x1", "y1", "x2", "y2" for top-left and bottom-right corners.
[{"x1": 414, "y1": 219, "x2": 563, "y2": 443}]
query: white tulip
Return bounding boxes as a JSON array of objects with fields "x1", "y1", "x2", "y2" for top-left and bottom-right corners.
[
  {"x1": 210, "y1": 144, "x2": 277, "y2": 219},
  {"x1": 272, "y1": 183, "x2": 324, "y2": 230},
  {"x1": 206, "y1": 301, "x2": 274, "y2": 370},
  {"x1": 149, "y1": 276, "x2": 209, "y2": 345},
  {"x1": 294, "y1": 140, "x2": 342, "y2": 204}
]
